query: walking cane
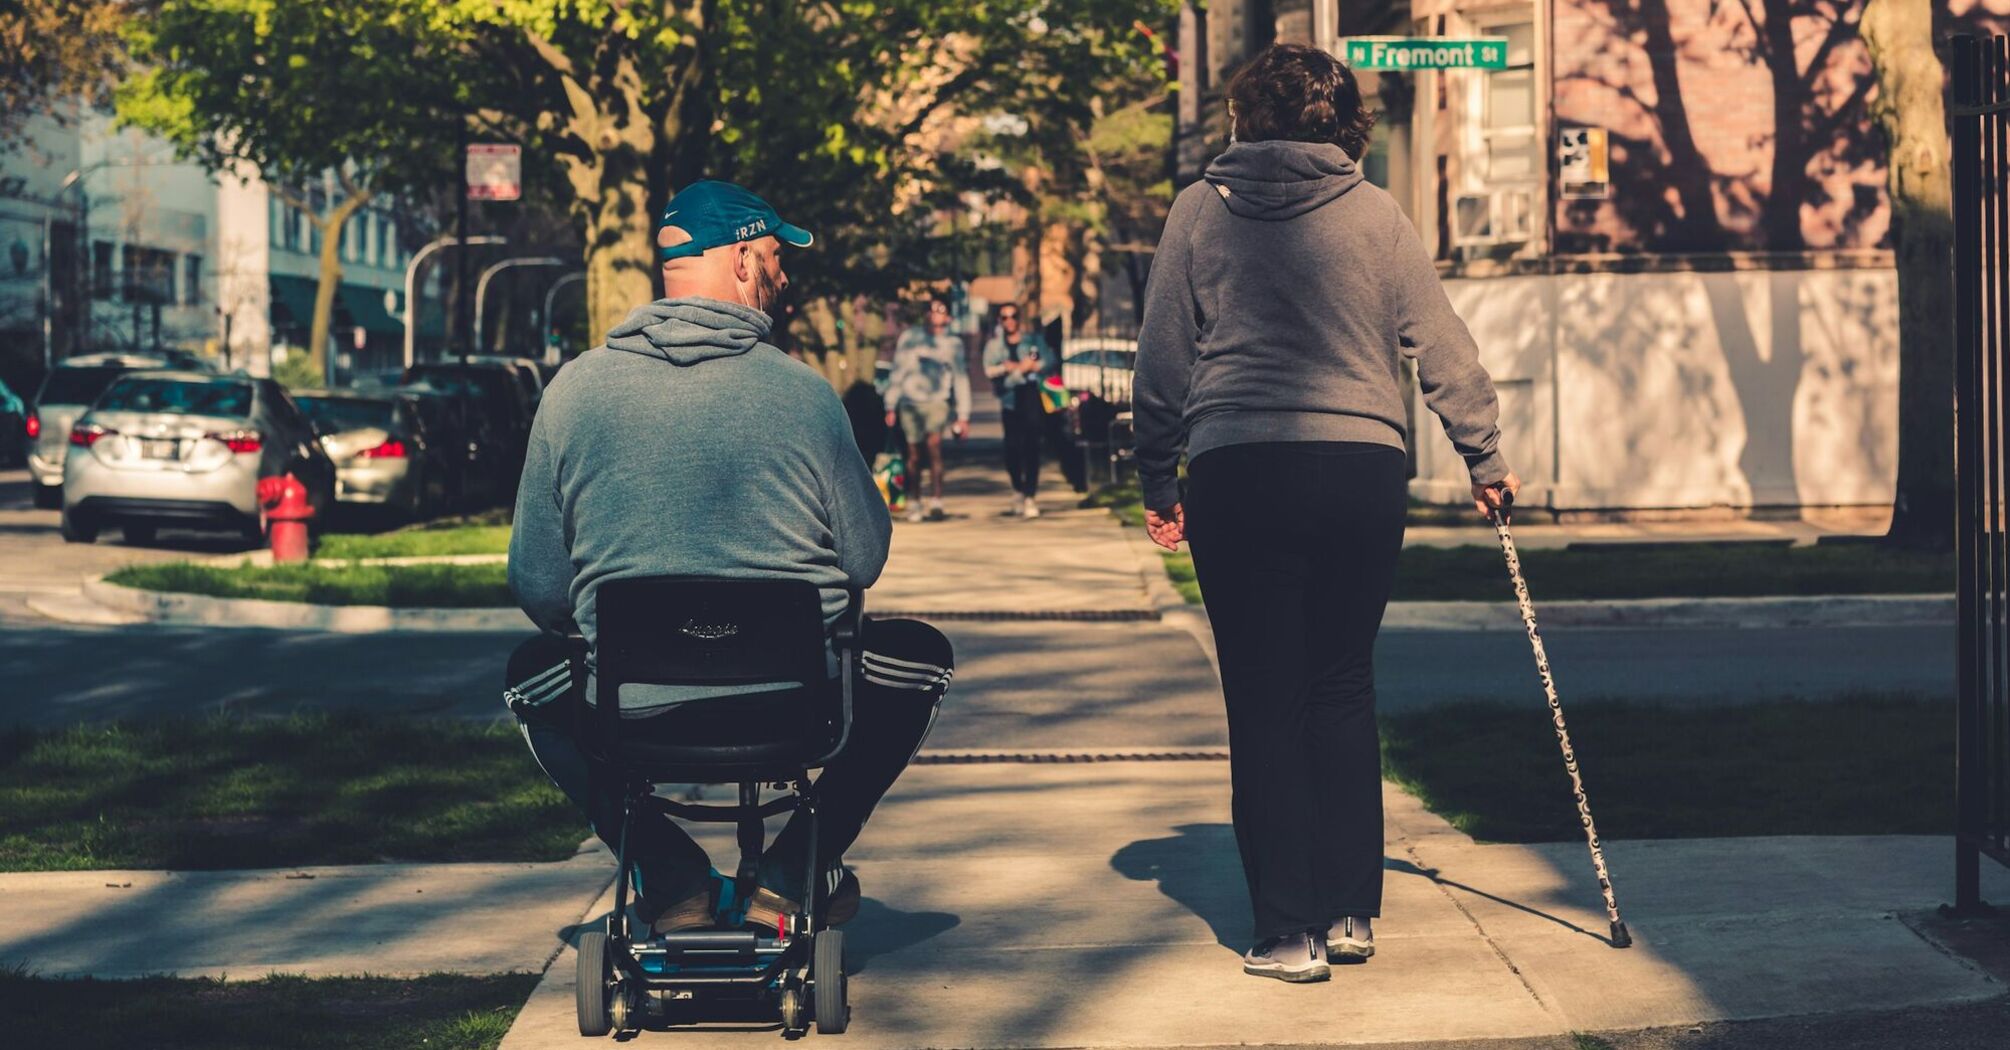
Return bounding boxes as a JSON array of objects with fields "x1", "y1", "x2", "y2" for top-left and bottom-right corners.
[{"x1": 1488, "y1": 490, "x2": 1633, "y2": 949}]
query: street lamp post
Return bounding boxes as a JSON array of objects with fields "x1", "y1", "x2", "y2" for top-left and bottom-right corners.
[
  {"x1": 471, "y1": 256, "x2": 569, "y2": 357},
  {"x1": 540, "y1": 271, "x2": 587, "y2": 365},
  {"x1": 403, "y1": 234, "x2": 506, "y2": 369}
]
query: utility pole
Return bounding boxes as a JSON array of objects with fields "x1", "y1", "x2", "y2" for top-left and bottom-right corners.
[{"x1": 456, "y1": 126, "x2": 471, "y2": 358}]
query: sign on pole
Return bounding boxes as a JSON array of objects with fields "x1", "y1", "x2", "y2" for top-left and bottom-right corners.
[
  {"x1": 466, "y1": 144, "x2": 522, "y2": 201},
  {"x1": 1341, "y1": 37, "x2": 1510, "y2": 71},
  {"x1": 1558, "y1": 127, "x2": 1611, "y2": 199}
]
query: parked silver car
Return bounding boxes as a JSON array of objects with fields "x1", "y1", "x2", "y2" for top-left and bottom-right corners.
[
  {"x1": 61, "y1": 371, "x2": 334, "y2": 545},
  {"x1": 27, "y1": 353, "x2": 203, "y2": 509},
  {"x1": 295, "y1": 390, "x2": 451, "y2": 520}
]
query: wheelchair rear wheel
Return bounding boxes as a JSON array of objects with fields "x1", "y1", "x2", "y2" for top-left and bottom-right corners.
[
  {"x1": 576, "y1": 930, "x2": 614, "y2": 1037},
  {"x1": 814, "y1": 929, "x2": 849, "y2": 1034}
]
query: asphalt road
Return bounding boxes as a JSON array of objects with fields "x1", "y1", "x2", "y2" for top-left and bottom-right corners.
[{"x1": 0, "y1": 466, "x2": 1953, "y2": 734}]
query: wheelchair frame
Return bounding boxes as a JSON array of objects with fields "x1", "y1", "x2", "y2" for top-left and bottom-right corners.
[{"x1": 573, "y1": 581, "x2": 863, "y2": 1039}]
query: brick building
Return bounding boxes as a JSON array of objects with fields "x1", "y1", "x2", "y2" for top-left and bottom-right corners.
[{"x1": 1173, "y1": 0, "x2": 2009, "y2": 515}]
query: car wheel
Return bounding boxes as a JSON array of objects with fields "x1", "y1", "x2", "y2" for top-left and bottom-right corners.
[
  {"x1": 60, "y1": 511, "x2": 97, "y2": 544},
  {"x1": 122, "y1": 523, "x2": 157, "y2": 546},
  {"x1": 32, "y1": 484, "x2": 61, "y2": 510}
]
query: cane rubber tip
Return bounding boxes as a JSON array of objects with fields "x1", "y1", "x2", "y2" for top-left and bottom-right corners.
[{"x1": 1610, "y1": 921, "x2": 1632, "y2": 948}]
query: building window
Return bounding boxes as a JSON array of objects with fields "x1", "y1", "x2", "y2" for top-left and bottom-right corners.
[
  {"x1": 184, "y1": 255, "x2": 203, "y2": 305},
  {"x1": 122, "y1": 245, "x2": 175, "y2": 304},
  {"x1": 1452, "y1": 19, "x2": 1539, "y2": 251},
  {"x1": 91, "y1": 241, "x2": 113, "y2": 299}
]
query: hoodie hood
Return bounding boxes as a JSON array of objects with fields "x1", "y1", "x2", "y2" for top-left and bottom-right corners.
[
  {"x1": 1204, "y1": 140, "x2": 1364, "y2": 221},
  {"x1": 605, "y1": 297, "x2": 773, "y2": 366}
]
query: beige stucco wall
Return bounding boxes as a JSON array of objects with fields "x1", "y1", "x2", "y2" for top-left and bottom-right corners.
[{"x1": 1411, "y1": 267, "x2": 1899, "y2": 511}]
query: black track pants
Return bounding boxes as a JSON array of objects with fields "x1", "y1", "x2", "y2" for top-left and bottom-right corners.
[
  {"x1": 1002, "y1": 390, "x2": 1045, "y2": 498},
  {"x1": 1183, "y1": 441, "x2": 1408, "y2": 941},
  {"x1": 513, "y1": 617, "x2": 952, "y2": 908}
]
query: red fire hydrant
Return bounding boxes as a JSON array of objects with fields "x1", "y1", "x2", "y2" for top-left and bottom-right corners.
[{"x1": 256, "y1": 474, "x2": 315, "y2": 564}]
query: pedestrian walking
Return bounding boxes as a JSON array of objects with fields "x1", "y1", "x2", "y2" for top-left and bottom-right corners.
[
  {"x1": 1133, "y1": 44, "x2": 1520, "y2": 984},
  {"x1": 883, "y1": 296, "x2": 972, "y2": 521},
  {"x1": 981, "y1": 302, "x2": 1060, "y2": 518}
]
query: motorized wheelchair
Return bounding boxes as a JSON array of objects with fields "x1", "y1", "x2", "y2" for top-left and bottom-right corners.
[{"x1": 567, "y1": 576, "x2": 862, "y2": 1038}]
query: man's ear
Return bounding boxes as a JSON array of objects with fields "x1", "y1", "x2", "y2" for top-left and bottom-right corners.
[{"x1": 732, "y1": 242, "x2": 755, "y2": 283}]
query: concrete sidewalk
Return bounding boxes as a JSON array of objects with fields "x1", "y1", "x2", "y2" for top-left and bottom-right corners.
[{"x1": 500, "y1": 764, "x2": 2008, "y2": 1048}]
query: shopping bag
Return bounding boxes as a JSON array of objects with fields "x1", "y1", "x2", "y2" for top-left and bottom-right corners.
[
  {"x1": 1038, "y1": 375, "x2": 1071, "y2": 414},
  {"x1": 873, "y1": 438, "x2": 907, "y2": 510}
]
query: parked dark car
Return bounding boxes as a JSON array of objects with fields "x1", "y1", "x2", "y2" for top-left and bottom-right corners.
[
  {"x1": 295, "y1": 390, "x2": 454, "y2": 521},
  {"x1": 403, "y1": 361, "x2": 533, "y2": 482},
  {"x1": 400, "y1": 380, "x2": 513, "y2": 508}
]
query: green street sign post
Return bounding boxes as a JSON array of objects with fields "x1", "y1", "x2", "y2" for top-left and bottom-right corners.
[{"x1": 1341, "y1": 37, "x2": 1509, "y2": 71}]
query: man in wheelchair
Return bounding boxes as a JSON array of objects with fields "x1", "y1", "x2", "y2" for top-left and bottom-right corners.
[{"x1": 505, "y1": 180, "x2": 954, "y2": 945}]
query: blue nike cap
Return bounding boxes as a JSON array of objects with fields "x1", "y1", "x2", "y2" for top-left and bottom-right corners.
[{"x1": 657, "y1": 180, "x2": 814, "y2": 261}]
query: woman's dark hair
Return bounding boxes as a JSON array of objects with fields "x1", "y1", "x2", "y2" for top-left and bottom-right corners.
[{"x1": 1225, "y1": 43, "x2": 1376, "y2": 160}]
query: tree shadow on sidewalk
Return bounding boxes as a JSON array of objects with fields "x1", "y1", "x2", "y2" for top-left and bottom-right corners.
[{"x1": 1114, "y1": 823, "x2": 1603, "y2": 950}]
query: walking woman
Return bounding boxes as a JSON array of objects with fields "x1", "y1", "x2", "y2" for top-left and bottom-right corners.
[{"x1": 1133, "y1": 44, "x2": 1519, "y2": 984}]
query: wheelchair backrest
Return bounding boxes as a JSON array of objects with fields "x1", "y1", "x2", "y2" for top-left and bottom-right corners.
[{"x1": 594, "y1": 576, "x2": 829, "y2": 696}]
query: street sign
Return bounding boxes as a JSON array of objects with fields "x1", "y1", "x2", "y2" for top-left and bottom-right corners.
[
  {"x1": 466, "y1": 144, "x2": 522, "y2": 201},
  {"x1": 1341, "y1": 37, "x2": 1509, "y2": 71}
]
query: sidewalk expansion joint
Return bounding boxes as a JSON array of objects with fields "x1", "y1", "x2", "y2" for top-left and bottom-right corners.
[
  {"x1": 1393, "y1": 834, "x2": 1563, "y2": 1025},
  {"x1": 914, "y1": 749, "x2": 1230, "y2": 764}
]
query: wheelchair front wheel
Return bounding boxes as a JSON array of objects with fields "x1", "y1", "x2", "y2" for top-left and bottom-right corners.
[
  {"x1": 814, "y1": 929, "x2": 849, "y2": 1034},
  {"x1": 576, "y1": 930, "x2": 614, "y2": 1037}
]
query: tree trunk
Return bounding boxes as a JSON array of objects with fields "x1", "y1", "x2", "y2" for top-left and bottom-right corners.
[
  {"x1": 1864, "y1": 0, "x2": 1956, "y2": 550},
  {"x1": 307, "y1": 191, "x2": 371, "y2": 384}
]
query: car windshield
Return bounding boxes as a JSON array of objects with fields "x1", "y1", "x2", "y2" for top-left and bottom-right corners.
[
  {"x1": 297, "y1": 397, "x2": 395, "y2": 434},
  {"x1": 37, "y1": 366, "x2": 129, "y2": 407},
  {"x1": 95, "y1": 377, "x2": 254, "y2": 418}
]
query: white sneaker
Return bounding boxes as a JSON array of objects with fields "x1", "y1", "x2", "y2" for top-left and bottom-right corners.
[
  {"x1": 1325, "y1": 916, "x2": 1374, "y2": 961},
  {"x1": 903, "y1": 505, "x2": 925, "y2": 523},
  {"x1": 1242, "y1": 930, "x2": 1329, "y2": 983},
  {"x1": 925, "y1": 499, "x2": 947, "y2": 521},
  {"x1": 1005, "y1": 495, "x2": 1024, "y2": 517},
  {"x1": 1021, "y1": 496, "x2": 1040, "y2": 519}
]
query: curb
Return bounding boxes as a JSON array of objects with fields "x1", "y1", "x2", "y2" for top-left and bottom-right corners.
[
  {"x1": 1381, "y1": 593, "x2": 1954, "y2": 630},
  {"x1": 76, "y1": 575, "x2": 534, "y2": 633}
]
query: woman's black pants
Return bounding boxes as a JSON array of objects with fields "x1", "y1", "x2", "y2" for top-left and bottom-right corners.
[
  {"x1": 1001, "y1": 390, "x2": 1045, "y2": 497},
  {"x1": 1184, "y1": 441, "x2": 1408, "y2": 941}
]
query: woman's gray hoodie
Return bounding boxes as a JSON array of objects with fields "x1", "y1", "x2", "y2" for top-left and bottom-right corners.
[
  {"x1": 508, "y1": 298, "x2": 890, "y2": 703},
  {"x1": 1133, "y1": 140, "x2": 1510, "y2": 511}
]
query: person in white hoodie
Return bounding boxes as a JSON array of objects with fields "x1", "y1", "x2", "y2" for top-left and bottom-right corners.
[{"x1": 883, "y1": 296, "x2": 971, "y2": 522}]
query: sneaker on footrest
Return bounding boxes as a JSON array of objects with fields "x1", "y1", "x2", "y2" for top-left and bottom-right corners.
[
  {"x1": 743, "y1": 865, "x2": 861, "y2": 931},
  {"x1": 647, "y1": 884, "x2": 719, "y2": 935}
]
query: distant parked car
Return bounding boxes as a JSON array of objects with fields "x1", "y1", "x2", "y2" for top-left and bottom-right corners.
[
  {"x1": 61, "y1": 371, "x2": 335, "y2": 545},
  {"x1": 403, "y1": 361, "x2": 533, "y2": 479},
  {"x1": 400, "y1": 380, "x2": 507, "y2": 508},
  {"x1": 0, "y1": 376, "x2": 27, "y2": 468},
  {"x1": 1060, "y1": 338, "x2": 1137, "y2": 406},
  {"x1": 294, "y1": 390, "x2": 452, "y2": 520},
  {"x1": 27, "y1": 353, "x2": 197, "y2": 509}
]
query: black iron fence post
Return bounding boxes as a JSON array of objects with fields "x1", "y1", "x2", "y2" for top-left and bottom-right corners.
[{"x1": 1952, "y1": 34, "x2": 2010, "y2": 913}]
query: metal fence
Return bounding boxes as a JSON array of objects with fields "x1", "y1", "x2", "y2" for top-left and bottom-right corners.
[{"x1": 1952, "y1": 33, "x2": 2010, "y2": 911}]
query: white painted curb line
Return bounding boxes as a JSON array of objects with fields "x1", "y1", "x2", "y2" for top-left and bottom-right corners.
[{"x1": 1380, "y1": 593, "x2": 1954, "y2": 630}]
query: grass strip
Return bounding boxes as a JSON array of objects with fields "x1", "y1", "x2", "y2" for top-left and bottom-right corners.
[
  {"x1": 1380, "y1": 695, "x2": 1950, "y2": 842},
  {"x1": 0, "y1": 714, "x2": 580, "y2": 871},
  {"x1": 107, "y1": 561, "x2": 512, "y2": 608},
  {"x1": 0, "y1": 971, "x2": 538, "y2": 1050},
  {"x1": 314, "y1": 524, "x2": 513, "y2": 560}
]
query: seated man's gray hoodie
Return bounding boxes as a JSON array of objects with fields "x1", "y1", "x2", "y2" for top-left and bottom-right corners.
[
  {"x1": 508, "y1": 298, "x2": 890, "y2": 712},
  {"x1": 1133, "y1": 140, "x2": 1508, "y2": 512}
]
